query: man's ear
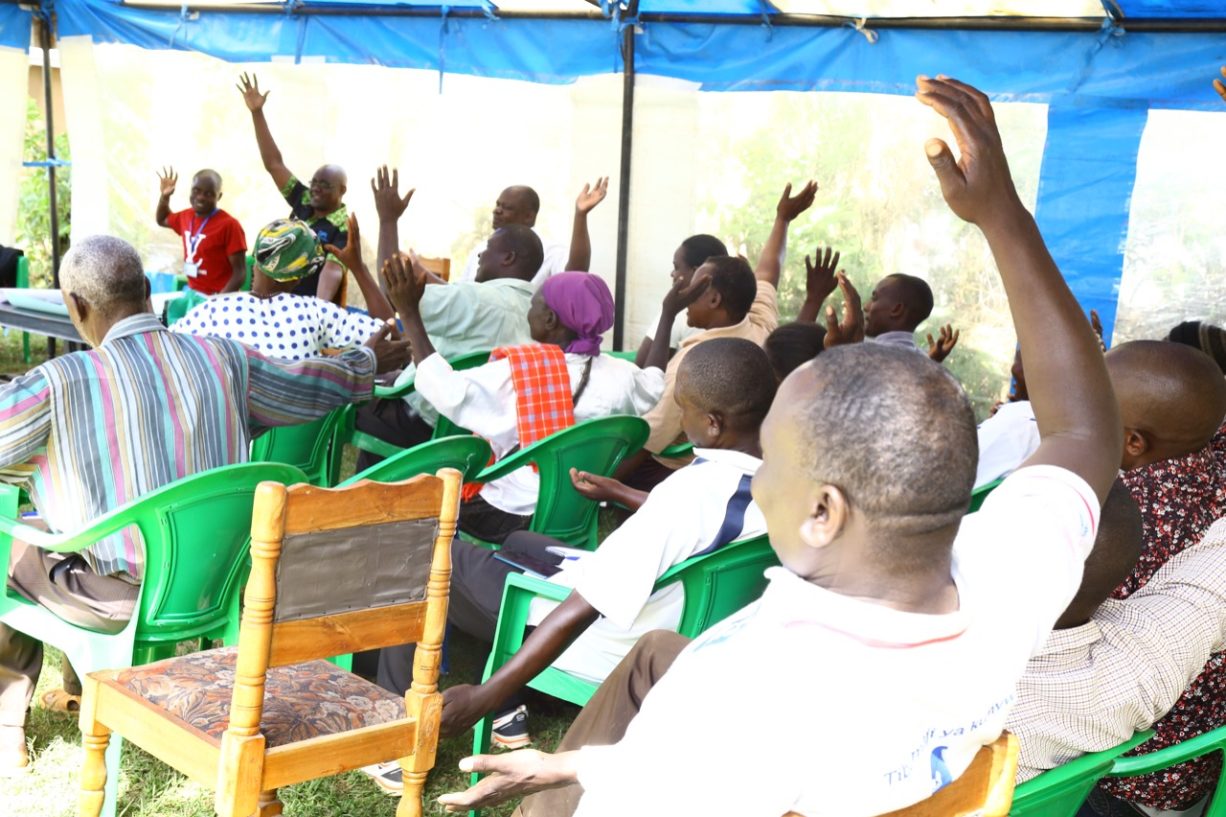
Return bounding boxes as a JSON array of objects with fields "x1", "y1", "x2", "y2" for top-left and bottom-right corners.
[
  {"x1": 1123, "y1": 427, "x2": 1150, "y2": 460},
  {"x1": 143, "y1": 277, "x2": 152, "y2": 299},
  {"x1": 66, "y1": 292, "x2": 89, "y2": 324},
  {"x1": 503, "y1": 249, "x2": 518, "y2": 268},
  {"x1": 888, "y1": 301, "x2": 906, "y2": 320},
  {"x1": 216, "y1": 191, "x2": 223, "y2": 203},
  {"x1": 798, "y1": 483, "x2": 849, "y2": 551},
  {"x1": 704, "y1": 410, "x2": 724, "y2": 444}
]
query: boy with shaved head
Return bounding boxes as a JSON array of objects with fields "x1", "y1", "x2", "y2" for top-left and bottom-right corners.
[
  {"x1": 154, "y1": 166, "x2": 247, "y2": 295},
  {"x1": 436, "y1": 76, "x2": 1120, "y2": 817},
  {"x1": 1085, "y1": 340, "x2": 1226, "y2": 815}
]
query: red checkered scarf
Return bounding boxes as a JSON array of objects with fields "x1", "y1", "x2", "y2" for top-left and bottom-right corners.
[{"x1": 462, "y1": 344, "x2": 575, "y2": 501}]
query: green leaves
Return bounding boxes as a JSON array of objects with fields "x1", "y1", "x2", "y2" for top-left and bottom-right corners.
[{"x1": 16, "y1": 99, "x2": 71, "y2": 289}]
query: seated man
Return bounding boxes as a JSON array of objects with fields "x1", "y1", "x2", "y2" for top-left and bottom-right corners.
[
  {"x1": 436, "y1": 76, "x2": 1121, "y2": 817},
  {"x1": 1008, "y1": 487, "x2": 1226, "y2": 785},
  {"x1": 0, "y1": 236, "x2": 380, "y2": 773},
  {"x1": 616, "y1": 181, "x2": 817, "y2": 491},
  {"x1": 630, "y1": 233, "x2": 729, "y2": 367},
  {"x1": 172, "y1": 217, "x2": 404, "y2": 372},
  {"x1": 154, "y1": 166, "x2": 247, "y2": 295},
  {"x1": 238, "y1": 73, "x2": 348, "y2": 303},
  {"x1": 387, "y1": 262, "x2": 666, "y2": 544},
  {"x1": 1088, "y1": 340, "x2": 1226, "y2": 816},
  {"x1": 455, "y1": 179, "x2": 608, "y2": 286},
  {"x1": 863, "y1": 272, "x2": 960, "y2": 362}
]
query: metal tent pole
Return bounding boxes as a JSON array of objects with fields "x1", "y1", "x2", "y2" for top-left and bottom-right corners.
[
  {"x1": 612, "y1": 4, "x2": 637, "y2": 350},
  {"x1": 39, "y1": 5, "x2": 60, "y2": 356}
]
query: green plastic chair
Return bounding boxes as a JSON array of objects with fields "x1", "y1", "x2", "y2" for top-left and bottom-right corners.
[
  {"x1": 15, "y1": 254, "x2": 30, "y2": 364},
  {"x1": 0, "y1": 461, "x2": 305, "y2": 817},
  {"x1": 970, "y1": 476, "x2": 1005, "y2": 512},
  {"x1": 604, "y1": 349, "x2": 637, "y2": 362},
  {"x1": 463, "y1": 414, "x2": 650, "y2": 550},
  {"x1": 1010, "y1": 731, "x2": 1154, "y2": 817},
  {"x1": 249, "y1": 406, "x2": 351, "y2": 487},
  {"x1": 428, "y1": 349, "x2": 492, "y2": 439},
  {"x1": 1104, "y1": 724, "x2": 1226, "y2": 817},
  {"x1": 658, "y1": 440, "x2": 695, "y2": 459},
  {"x1": 470, "y1": 533, "x2": 777, "y2": 791},
  {"x1": 339, "y1": 435, "x2": 492, "y2": 488}
]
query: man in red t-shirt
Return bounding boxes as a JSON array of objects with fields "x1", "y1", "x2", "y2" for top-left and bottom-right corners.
[{"x1": 155, "y1": 167, "x2": 247, "y2": 295}]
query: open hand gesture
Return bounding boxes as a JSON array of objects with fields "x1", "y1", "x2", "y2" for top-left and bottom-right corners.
[
  {"x1": 383, "y1": 252, "x2": 427, "y2": 316},
  {"x1": 575, "y1": 177, "x2": 609, "y2": 214},
  {"x1": 805, "y1": 246, "x2": 841, "y2": 306},
  {"x1": 437, "y1": 750, "x2": 576, "y2": 812},
  {"x1": 776, "y1": 180, "x2": 818, "y2": 222},
  {"x1": 927, "y1": 324, "x2": 960, "y2": 362},
  {"x1": 1214, "y1": 66, "x2": 1226, "y2": 104},
  {"x1": 915, "y1": 75, "x2": 1021, "y2": 228},
  {"x1": 371, "y1": 165, "x2": 415, "y2": 224},
  {"x1": 236, "y1": 72, "x2": 269, "y2": 112},
  {"x1": 322, "y1": 213, "x2": 363, "y2": 271},
  {"x1": 157, "y1": 166, "x2": 177, "y2": 198},
  {"x1": 661, "y1": 271, "x2": 711, "y2": 317},
  {"x1": 823, "y1": 272, "x2": 865, "y2": 348}
]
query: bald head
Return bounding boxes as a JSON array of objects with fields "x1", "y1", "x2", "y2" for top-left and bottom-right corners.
[
  {"x1": 1055, "y1": 480, "x2": 1143, "y2": 629},
  {"x1": 492, "y1": 186, "x2": 540, "y2": 230},
  {"x1": 308, "y1": 165, "x2": 347, "y2": 214},
  {"x1": 1106, "y1": 340, "x2": 1226, "y2": 468},
  {"x1": 60, "y1": 235, "x2": 148, "y2": 315}
]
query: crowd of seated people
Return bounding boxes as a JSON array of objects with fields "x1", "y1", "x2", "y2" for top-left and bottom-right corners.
[{"x1": 0, "y1": 68, "x2": 1222, "y2": 817}]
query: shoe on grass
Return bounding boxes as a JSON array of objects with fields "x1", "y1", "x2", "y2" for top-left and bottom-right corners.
[
  {"x1": 361, "y1": 760, "x2": 403, "y2": 795},
  {"x1": 0, "y1": 725, "x2": 29, "y2": 776},
  {"x1": 41, "y1": 688, "x2": 81, "y2": 714},
  {"x1": 491, "y1": 704, "x2": 531, "y2": 750}
]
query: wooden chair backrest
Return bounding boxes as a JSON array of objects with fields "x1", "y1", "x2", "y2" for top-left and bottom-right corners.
[
  {"x1": 236, "y1": 470, "x2": 461, "y2": 673},
  {"x1": 417, "y1": 256, "x2": 451, "y2": 282},
  {"x1": 784, "y1": 733, "x2": 1019, "y2": 817}
]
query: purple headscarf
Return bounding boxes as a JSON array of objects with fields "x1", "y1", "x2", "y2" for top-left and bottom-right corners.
[{"x1": 539, "y1": 271, "x2": 615, "y2": 356}]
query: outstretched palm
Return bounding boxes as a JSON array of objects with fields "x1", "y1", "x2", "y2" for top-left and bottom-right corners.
[{"x1": 236, "y1": 72, "x2": 269, "y2": 111}]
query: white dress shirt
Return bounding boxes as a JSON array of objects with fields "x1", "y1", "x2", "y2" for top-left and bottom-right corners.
[
  {"x1": 975, "y1": 400, "x2": 1041, "y2": 489},
  {"x1": 572, "y1": 465, "x2": 1100, "y2": 817},
  {"x1": 1009, "y1": 519, "x2": 1226, "y2": 782},
  {"x1": 414, "y1": 351, "x2": 665, "y2": 515},
  {"x1": 458, "y1": 228, "x2": 569, "y2": 287}
]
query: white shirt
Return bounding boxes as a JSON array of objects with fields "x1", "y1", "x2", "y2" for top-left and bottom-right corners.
[
  {"x1": 1009, "y1": 519, "x2": 1226, "y2": 782},
  {"x1": 528, "y1": 448, "x2": 765, "y2": 683},
  {"x1": 869, "y1": 330, "x2": 922, "y2": 351},
  {"x1": 170, "y1": 291, "x2": 383, "y2": 361},
  {"x1": 391, "y1": 278, "x2": 535, "y2": 424},
  {"x1": 975, "y1": 400, "x2": 1041, "y2": 489},
  {"x1": 458, "y1": 228, "x2": 568, "y2": 287},
  {"x1": 414, "y1": 351, "x2": 665, "y2": 515},
  {"x1": 573, "y1": 465, "x2": 1100, "y2": 817},
  {"x1": 642, "y1": 305, "x2": 703, "y2": 349}
]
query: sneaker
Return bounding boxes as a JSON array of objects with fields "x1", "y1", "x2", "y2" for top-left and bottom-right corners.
[
  {"x1": 361, "y1": 760, "x2": 403, "y2": 795},
  {"x1": 491, "y1": 704, "x2": 531, "y2": 750}
]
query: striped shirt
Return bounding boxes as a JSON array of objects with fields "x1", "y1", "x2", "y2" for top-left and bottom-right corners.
[{"x1": 0, "y1": 312, "x2": 374, "y2": 580}]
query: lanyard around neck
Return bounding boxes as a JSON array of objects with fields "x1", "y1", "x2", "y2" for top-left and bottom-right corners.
[{"x1": 186, "y1": 211, "x2": 215, "y2": 258}]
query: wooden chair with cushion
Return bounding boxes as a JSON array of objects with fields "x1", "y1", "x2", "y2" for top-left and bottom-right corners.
[
  {"x1": 785, "y1": 733, "x2": 1019, "y2": 817},
  {"x1": 417, "y1": 256, "x2": 451, "y2": 282},
  {"x1": 76, "y1": 469, "x2": 462, "y2": 817}
]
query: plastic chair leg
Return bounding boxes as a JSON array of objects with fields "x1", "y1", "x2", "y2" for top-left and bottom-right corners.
[{"x1": 21, "y1": 332, "x2": 30, "y2": 365}]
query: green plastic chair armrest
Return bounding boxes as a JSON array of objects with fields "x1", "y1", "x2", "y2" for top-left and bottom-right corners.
[
  {"x1": 604, "y1": 350, "x2": 637, "y2": 362},
  {"x1": 504, "y1": 571, "x2": 571, "y2": 605},
  {"x1": 1108, "y1": 725, "x2": 1226, "y2": 777},
  {"x1": 348, "y1": 429, "x2": 408, "y2": 461},
  {"x1": 657, "y1": 440, "x2": 694, "y2": 459},
  {"x1": 373, "y1": 378, "x2": 415, "y2": 400},
  {"x1": 474, "y1": 417, "x2": 645, "y2": 483},
  {"x1": 969, "y1": 476, "x2": 1005, "y2": 512}
]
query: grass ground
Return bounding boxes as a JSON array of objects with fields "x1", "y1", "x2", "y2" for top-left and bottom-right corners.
[{"x1": 0, "y1": 328, "x2": 586, "y2": 816}]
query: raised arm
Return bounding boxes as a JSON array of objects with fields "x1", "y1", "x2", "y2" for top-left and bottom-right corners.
[
  {"x1": 755, "y1": 180, "x2": 817, "y2": 287},
  {"x1": 797, "y1": 246, "x2": 840, "y2": 323},
  {"x1": 155, "y1": 166, "x2": 177, "y2": 228},
  {"x1": 323, "y1": 212, "x2": 395, "y2": 321},
  {"x1": 384, "y1": 252, "x2": 438, "y2": 365},
  {"x1": 237, "y1": 73, "x2": 292, "y2": 191},
  {"x1": 565, "y1": 176, "x2": 609, "y2": 272},
  {"x1": 917, "y1": 75, "x2": 1120, "y2": 501},
  {"x1": 371, "y1": 165, "x2": 415, "y2": 290},
  {"x1": 440, "y1": 591, "x2": 600, "y2": 737}
]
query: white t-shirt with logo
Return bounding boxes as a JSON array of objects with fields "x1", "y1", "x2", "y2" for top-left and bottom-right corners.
[{"x1": 573, "y1": 465, "x2": 1100, "y2": 817}]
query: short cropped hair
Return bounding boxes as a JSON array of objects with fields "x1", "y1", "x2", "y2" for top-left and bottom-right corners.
[
  {"x1": 886, "y1": 273, "x2": 934, "y2": 329},
  {"x1": 765, "y1": 322, "x2": 825, "y2": 381},
  {"x1": 704, "y1": 256, "x2": 757, "y2": 323},
  {"x1": 60, "y1": 235, "x2": 147, "y2": 314},
  {"x1": 679, "y1": 234, "x2": 728, "y2": 270},
  {"x1": 498, "y1": 224, "x2": 545, "y2": 280},
  {"x1": 677, "y1": 338, "x2": 777, "y2": 432},
  {"x1": 798, "y1": 344, "x2": 977, "y2": 539},
  {"x1": 1058, "y1": 480, "x2": 1142, "y2": 626}
]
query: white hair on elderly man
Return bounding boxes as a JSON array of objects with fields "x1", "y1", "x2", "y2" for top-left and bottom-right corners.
[{"x1": 59, "y1": 235, "x2": 147, "y2": 312}]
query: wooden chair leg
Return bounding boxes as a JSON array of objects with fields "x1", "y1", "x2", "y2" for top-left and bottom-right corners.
[
  {"x1": 396, "y1": 770, "x2": 426, "y2": 817},
  {"x1": 255, "y1": 789, "x2": 282, "y2": 817},
  {"x1": 78, "y1": 717, "x2": 110, "y2": 816}
]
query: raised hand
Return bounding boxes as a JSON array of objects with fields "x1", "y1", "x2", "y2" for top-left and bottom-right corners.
[
  {"x1": 805, "y1": 246, "x2": 841, "y2": 306},
  {"x1": 775, "y1": 180, "x2": 819, "y2": 222},
  {"x1": 383, "y1": 252, "x2": 427, "y2": 316},
  {"x1": 322, "y1": 212, "x2": 364, "y2": 271},
  {"x1": 915, "y1": 75, "x2": 1021, "y2": 228},
  {"x1": 575, "y1": 177, "x2": 609, "y2": 214},
  {"x1": 927, "y1": 323, "x2": 960, "y2": 362},
  {"x1": 823, "y1": 272, "x2": 865, "y2": 349},
  {"x1": 370, "y1": 165, "x2": 415, "y2": 224},
  {"x1": 236, "y1": 72, "x2": 269, "y2": 112},
  {"x1": 437, "y1": 750, "x2": 578, "y2": 812},
  {"x1": 1088, "y1": 308, "x2": 1107, "y2": 351},
  {"x1": 157, "y1": 166, "x2": 177, "y2": 198},
  {"x1": 660, "y1": 271, "x2": 711, "y2": 317},
  {"x1": 1214, "y1": 66, "x2": 1226, "y2": 104}
]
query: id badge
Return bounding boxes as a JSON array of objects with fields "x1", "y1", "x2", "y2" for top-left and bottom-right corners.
[{"x1": 183, "y1": 261, "x2": 199, "y2": 278}]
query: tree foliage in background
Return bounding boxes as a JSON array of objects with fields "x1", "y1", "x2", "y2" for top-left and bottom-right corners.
[{"x1": 16, "y1": 99, "x2": 71, "y2": 289}]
